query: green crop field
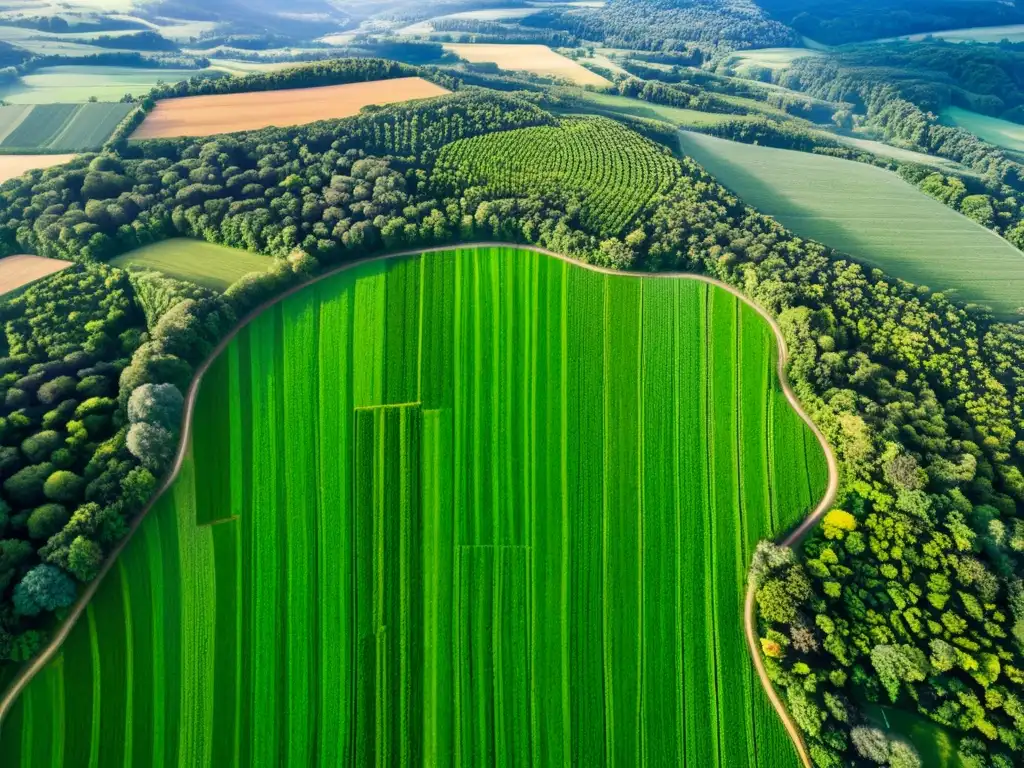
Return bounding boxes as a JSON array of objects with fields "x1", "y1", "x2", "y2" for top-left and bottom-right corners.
[
  {"x1": 572, "y1": 89, "x2": 742, "y2": 129},
  {"x1": 940, "y1": 106, "x2": 1024, "y2": 153},
  {"x1": 726, "y1": 47, "x2": 822, "y2": 74},
  {"x1": 110, "y1": 239, "x2": 271, "y2": 291},
  {"x1": 678, "y1": 130, "x2": 1024, "y2": 317},
  {"x1": 0, "y1": 103, "x2": 132, "y2": 151},
  {"x1": 0, "y1": 66, "x2": 202, "y2": 105},
  {"x1": 0, "y1": 246, "x2": 828, "y2": 767},
  {"x1": 435, "y1": 117, "x2": 681, "y2": 235},
  {"x1": 899, "y1": 24, "x2": 1024, "y2": 43}
]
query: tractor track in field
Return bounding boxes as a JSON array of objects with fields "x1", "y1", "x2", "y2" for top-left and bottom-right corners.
[{"x1": 0, "y1": 241, "x2": 839, "y2": 768}]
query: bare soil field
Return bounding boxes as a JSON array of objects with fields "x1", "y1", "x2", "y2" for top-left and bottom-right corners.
[
  {"x1": 443, "y1": 43, "x2": 611, "y2": 86},
  {"x1": 0, "y1": 254, "x2": 72, "y2": 295},
  {"x1": 0, "y1": 154, "x2": 76, "y2": 183},
  {"x1": 131, "y1": 77, "x2": 451, "y2": 139}
]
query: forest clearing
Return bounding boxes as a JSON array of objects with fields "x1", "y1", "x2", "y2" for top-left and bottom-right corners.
[{"x1": 111, "y1": 239, "x2": 270, "y2": 291}]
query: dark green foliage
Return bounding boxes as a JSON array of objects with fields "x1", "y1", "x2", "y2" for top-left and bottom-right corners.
[
  {"x1": 125, "y1": 423, "x2": 174, "y2": 473},
  {"x1": 759, "y1": 0, "x2": 1024, "y2": 46},
  {"x1": 36, "y1": 376, "x2": 76, "y2": 406},
  {"x1": 613, "y1": 76, "x2": 751, "y2": 116},
  {"x1": 127, "y1": 383, "x2": 182, "y2": 431},
  {"x1": 4, "y1": 463, "x2": 54, "y2": 506},
  {"x1": 127, "y1": 269, "x2": 218, "y2": 329},
  {"x1": 75, "y1": 375, "x2": 111, "y2": 399},
  {"x1": 43, "y1": 470, "x2": 84, "y2": 503},
  {"x1": 619, "y1": 60, "x2": 843, "y2": 121},
  {"x1": 65, "y1": 536, "x2": 102, "y2": 582},
  {"x1": 19, "y1": 431, "x2": 62, "y2": 464},
  {"x1": 0, "y1": 540, "x2": 31, "y2": 593},
  {"x1": 696, "y1": 115, "x2": 846, "y2": 154},
  {"x1": 26, "y1": 503, "x2": 68, "y2": 541},
  {"x1": 11, "y1": 564, "x2": 74, "y2": 616},
  {"x1": 6, "y1": 91, "x2": 553, "y2": 266},
  {"x1": 796, "y1": 41, "x2": 1024, "y2": 118},
  {"x1": 145, "y1": 57, "x2": 457, "y2": 102},
  {"x1": 521, "y1": 0, "x2": 798, "y2": 51},
  {"x1": 71, "y1": 31, "x2": 178, "y2": 52},
  {"x1": 429, "y1": 18, "x2": 579, "y2": 47},
  {"x1": 778, "y1": 45, "x2": 1024, "y2": 188}
]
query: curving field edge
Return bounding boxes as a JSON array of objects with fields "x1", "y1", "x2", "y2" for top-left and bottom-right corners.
[{"x1": 0, "y1": 241, "x2": 840, "y2": 767}]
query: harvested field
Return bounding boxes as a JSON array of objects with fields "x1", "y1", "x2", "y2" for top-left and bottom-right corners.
[
  {"x1": 0, "y1": 254, "x2": 72, "y2": 295},
  {"x1": 130, "y1": 76, "x2": 451, "y2": 139},
  {"x1": 443, "y1": 43, "x2": 611, "y2": 86},
  {"x1": 0, "y1": 154, "x2": 76, "y2": 183}
]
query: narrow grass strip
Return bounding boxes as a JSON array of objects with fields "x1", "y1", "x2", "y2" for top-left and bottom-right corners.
[
  {"x1": 316, "y1": 275, "x2": 353, "y2": 764},
  {"x1": 282, "y1": 293, "x2": 318, "y2": 766}
]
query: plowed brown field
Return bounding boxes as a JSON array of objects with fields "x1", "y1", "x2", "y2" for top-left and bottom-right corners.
[
  {"x1": 131, "y1": 76, "x2": 451, "y2": 139},
  {"x1": 0, "y1": 254, "x2": 72, "y2": 295}
]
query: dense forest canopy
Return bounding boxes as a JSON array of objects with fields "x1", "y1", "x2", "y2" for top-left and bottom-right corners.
[
  {"x1": 782, "y1": 41, "x2": 1024, "y2": 120},
  {"x1": 772, "y1": 50, "x2": 1024, "y2": 190},
  {"x1": 758, "y1": 0, "x2": 1024, "y2": 46},
  {"x1": 521, "y1": 0, "x2": 800, "y2": 51}
]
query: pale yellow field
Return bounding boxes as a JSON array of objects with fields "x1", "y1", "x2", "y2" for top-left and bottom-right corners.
[
  {"x1": 131, "y1": 77, "x2": 451, "y2": 139},
  {"x1": 0, "y1": 154, "x2": 76, "y2": 183},
  {"x1": 444, "y1": 43, "x2": 611, "y2": 87},
  {"x1": 0, "y1": 254, "x2": 72, "y2": 295}
]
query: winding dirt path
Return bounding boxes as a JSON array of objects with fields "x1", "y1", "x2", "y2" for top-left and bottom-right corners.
[{"x1": 0, "y1": 242, "x2": 839, "y2": 767}]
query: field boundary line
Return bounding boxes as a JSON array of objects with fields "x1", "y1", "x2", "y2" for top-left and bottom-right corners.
[{"x1": 0, "y1": 240, "x2": 839, "y2": 768}]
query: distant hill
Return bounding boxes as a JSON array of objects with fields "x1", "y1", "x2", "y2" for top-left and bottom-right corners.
[
  {"x1": 757, "y1": 0, "x2": 1024, "y2": 45},
  {"x1": 151, "y1": 0, "x2": 351, "y2": 37}
]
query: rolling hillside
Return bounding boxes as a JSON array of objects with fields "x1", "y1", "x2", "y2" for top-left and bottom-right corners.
[{"x1": 678, "y1": 130, "x2": 1024, "y2": 317}]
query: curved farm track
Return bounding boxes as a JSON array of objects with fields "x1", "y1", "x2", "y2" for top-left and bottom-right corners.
[{"x1": 0, "y1": 241, "x2": 839, "y2": 766}]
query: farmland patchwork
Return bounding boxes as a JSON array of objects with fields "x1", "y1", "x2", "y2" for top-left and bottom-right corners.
[{"x1": 0, "y1": 246, "x2": 828, "y2": 766}]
